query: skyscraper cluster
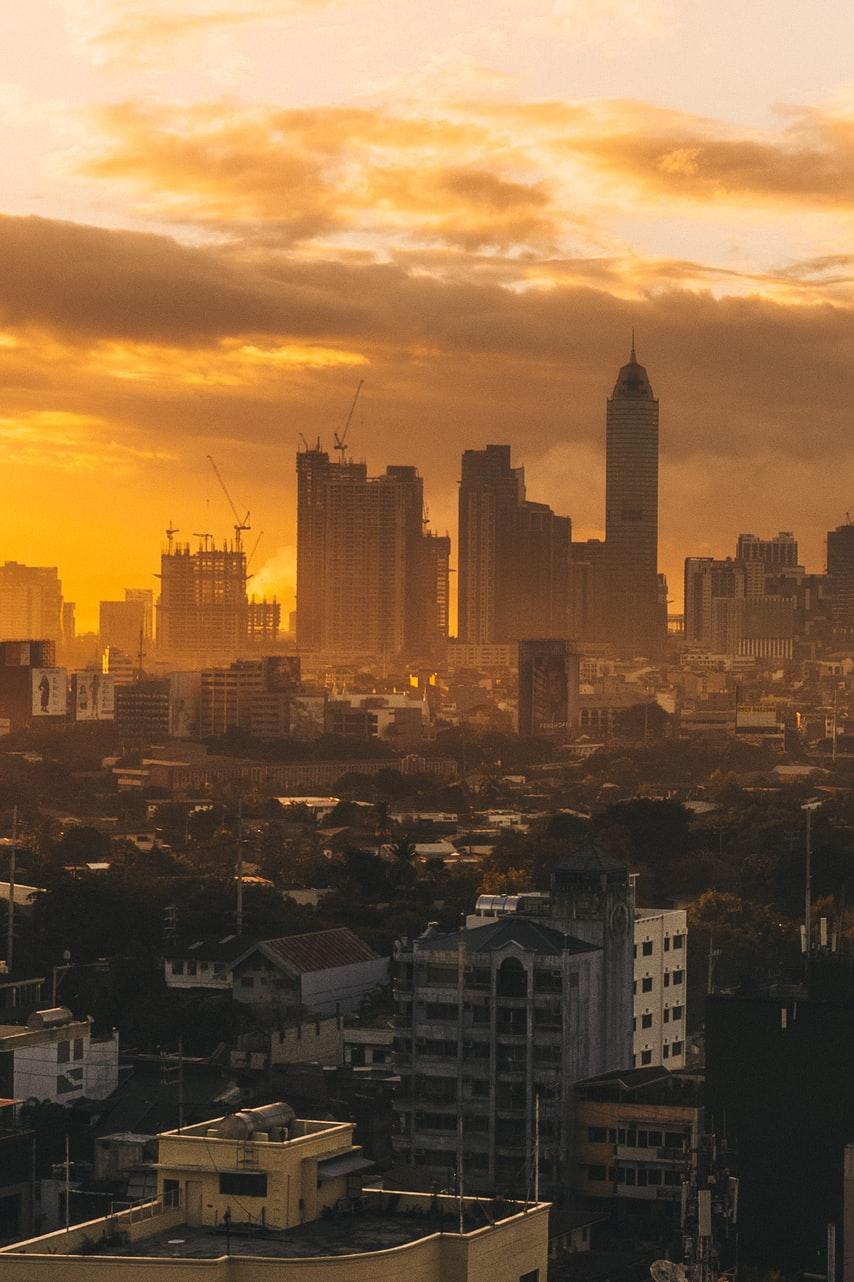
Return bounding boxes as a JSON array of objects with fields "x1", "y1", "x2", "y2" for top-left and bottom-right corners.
[
  {"x1": 296, "y1": 347, "x2": 666, "y2": 664},
  {"x1": 296, "y1": 445, "x2": 450, "y2": 663}
]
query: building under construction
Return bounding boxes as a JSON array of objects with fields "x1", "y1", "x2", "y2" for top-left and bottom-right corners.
[{"x1": 157, "y1": 539, "x2": 278, "y2": 668}]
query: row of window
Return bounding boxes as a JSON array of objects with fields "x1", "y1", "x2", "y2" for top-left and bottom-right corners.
[
  {"x1": 586, "y1": 1126, "x2": 688, "y2": 1148},
  {"x1": 633, "y1": 1006, "x2": 683, "y2": 1030},
  {"x1": 634, "y1": 1042, "x2": 683, "y2": 1065},
  {"x1": 170, "y1": 959, "x2": 227, "y2": 977},
  {"x1": 586, "y1": 1164, "x2": 684, "y2": 1187},
  {"x1": 635, "y1": 971, "x2": 683, "y2": 993},
  {"x1": 635, "y1": 934, "x2": 684, "y2": 958}
]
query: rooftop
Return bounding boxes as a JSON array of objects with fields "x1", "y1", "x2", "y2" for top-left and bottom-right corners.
[
  {"x1": 250, "y1": 927, "x2": 381, "y2": 973},
  {"x1": 2, "y1": 1190, "x2": 547, "y2": 1264},
  {"x1": 416, "y1": 916, "x2": 598, "y2": 957}
]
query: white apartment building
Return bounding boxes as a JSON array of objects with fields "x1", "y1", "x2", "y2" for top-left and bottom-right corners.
[
  {"x1": 633, "y1": 909, "x2": 687, "y2": 1069},
  {"x1": 0, "y1": 1008, "x2": 119, "y2": 1104}
]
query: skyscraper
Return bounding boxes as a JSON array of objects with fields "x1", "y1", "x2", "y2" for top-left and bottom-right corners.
[
  {"x1": 827, "y1": 519, "x2": 854, "y2": 640},
  {"x1": 457, "y1": 444, "x2": 571, "y2": 644},
  {"x1": 0, "y1": 562, "x2": 63, "y2": 642},
  {"x1": 604, "y1": 344, "x2": 661, "y2": 655},
  {"x1": 295, "y1": 446, "x2": 448, "y2": 661}
]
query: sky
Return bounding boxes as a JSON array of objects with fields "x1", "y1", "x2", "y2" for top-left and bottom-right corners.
[{"x1": 2, "y1": 0, "x2": 854, "y2": 629}]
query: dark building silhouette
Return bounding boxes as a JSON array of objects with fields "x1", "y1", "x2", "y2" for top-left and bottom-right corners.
[
  {"x1": 604, "y1": 345, "x2": 662, "y2": 656},
  {"x1": 705, "y1": 984, "x2": 854, "y2": 1273},
  {"x1": 295, "y1": 446, "x2": 448, "y2": 662},
  {"x1": 517, "y1": 638, "x2": 579, "y2": 738},
  {"x1": 828, "y1": 520, "x2": 854, "y2": 640},
  {"x1": 457, "y1": 444, "x2": 571, "y2": 644}
]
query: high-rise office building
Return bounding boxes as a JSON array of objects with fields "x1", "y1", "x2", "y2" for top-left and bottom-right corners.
[
  {"x1": 0, "y1": 562, "x2": 63, "y2": 642},
  {"x1": 684, "y1": 557, "x2": 746, "y2": 650},
  {"x1": 124, "y1": 588, "x2": 154, "y2": 641},
  {"x1": 295, "y1": 447, "x2": 448, "y2": 662},
  {"x1": 828, "y1": 520, "x2": 854, "y2": 640},
  {"x1": 517, "y1": 638, "x2": 580, "y2": 738},
  {"x1": 457, "y1": 445, "x2": 571, "y2": 644},
  {"x1": 736, "y1": 531, "x2": 799, "y2": 571},
  {"x1": 604, "y1": 345, "x2": 661, "y2": 655},
  {"x1": 157, "y1": 541, "x2": 248, "y2": 667},
  {"x1": 99, "y1": 598, "x2": 148, "y2": 658}
]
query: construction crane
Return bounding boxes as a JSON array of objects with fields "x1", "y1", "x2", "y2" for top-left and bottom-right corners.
[
  {"x1": 333, "y1": 379, "x2": 364, "y2": 463},
  {"x1": 246, "y1": 530, "x2": 264, "y2": 575},
  {"x1": 193, "y1": 531, "x2": 213, "y2": 551},
  {"x1": 207, "y1": 455, "x2": 251, "y2": 550},
  {"x1": 165, "y1": 523, "x2": 179, "y2": 553}
]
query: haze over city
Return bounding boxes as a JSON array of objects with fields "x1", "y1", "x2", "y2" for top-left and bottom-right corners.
[{"x1": 2, "y1": 1, "x2": 854, "y2": 626}]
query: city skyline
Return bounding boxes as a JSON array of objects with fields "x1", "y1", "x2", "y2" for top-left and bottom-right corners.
[{"x1": 1, "y1": 2, "x2": 854, "y2": 627}]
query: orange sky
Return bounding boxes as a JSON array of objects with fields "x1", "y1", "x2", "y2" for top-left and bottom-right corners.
[{"x1": 2, "y1": 1, "x2": 854, "y2": 629}]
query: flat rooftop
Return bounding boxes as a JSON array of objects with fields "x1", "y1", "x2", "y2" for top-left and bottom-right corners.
[{"x1": 84, "y1": 1208, "x2": 499, "y2": 1260}]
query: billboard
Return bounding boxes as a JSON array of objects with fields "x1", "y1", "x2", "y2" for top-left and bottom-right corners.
[
  {"x1": 518, "y1": 639, "x2": 579, "y2": 738},
  {"x1": 73, "y1": 672, "x2": 115, "y2": 722},
  {"x1": 31, "y1": 668, "x2": 67, "y2": 718}
]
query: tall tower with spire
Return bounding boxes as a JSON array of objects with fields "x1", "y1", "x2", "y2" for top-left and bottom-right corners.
[{"x1": 604, "y1": 340, "x2": 662, "y2": 655}]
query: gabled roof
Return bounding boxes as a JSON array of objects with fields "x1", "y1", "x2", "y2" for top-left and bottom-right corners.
[
  {"x1": 416, "y1": 917, "x2": 598, "y2": 957},
  {"x1": 164, "y1": 934, "x2": 253, "y2": 963},
  {"x1": 577, "y1": 1065, "x2": 672, "y2": 1091},
  {"x1": 237, "y1": 927, "x2": 382, "y2": 976}
]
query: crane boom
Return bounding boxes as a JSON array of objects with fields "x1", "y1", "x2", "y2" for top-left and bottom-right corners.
[
  {"x1": 333, "y1": 378, "x2": 364, "y2": 461},
  {"x1": 207, "y1": 454, "x2": 250, "y2": 549}
]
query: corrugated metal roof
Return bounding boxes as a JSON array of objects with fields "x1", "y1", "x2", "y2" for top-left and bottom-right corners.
[{"x1": 256, "y1": 928, "x2": 381, "y2": 975}]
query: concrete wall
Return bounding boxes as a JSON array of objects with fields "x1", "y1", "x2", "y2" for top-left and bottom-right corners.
[
  {"x1": 269, "y1": 1017, "x2": 343, "y2": 1067},
  {"x1": 300, "y1": 957, "x2": 389, "y2": 1015},
  {"x1": 157, "y1": 1121, "x2": 356, "y2": 1229},
  {"x1": 0, "y1": 1196, "x2": 548, "y2": 1282}
]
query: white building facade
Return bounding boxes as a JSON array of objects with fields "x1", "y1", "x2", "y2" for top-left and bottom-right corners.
[{"x1": 633, "y1": 909, "x2": 687, "y2": 1069}]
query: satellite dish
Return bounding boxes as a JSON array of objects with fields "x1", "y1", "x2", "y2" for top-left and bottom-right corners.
[{"x1": 651, "y1": 1262, "x2": 688, "y2": 1282}]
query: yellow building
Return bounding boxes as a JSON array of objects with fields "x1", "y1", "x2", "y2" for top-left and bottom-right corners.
[
  {"x1": 573, "y1": 1067, "x2": 702, "y2": 1231},
  {"x1": 0, "y1": 1103, "x2": 549, "y2": 1282}
]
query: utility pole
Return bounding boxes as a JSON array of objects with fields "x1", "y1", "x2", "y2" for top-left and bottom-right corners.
[
  {"x1": 236, "y1": 802, "x2": 244, "y2": 937},
  {"x1": 802, "y1": 799, "x2": 822, "y2": 979},
  {"x1": 6, "y1": 806, "x2": 17, "y2": 974},
  {"x1": 177, "y1": 1037, "x2": 184, "y2": 1133}
]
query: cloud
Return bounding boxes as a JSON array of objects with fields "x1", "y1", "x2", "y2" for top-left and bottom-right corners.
[
  {"x1": 0, "y1": 409, "x2": 174, "y2": 473},
  {"x1": 78, "y1": 100, "x2": 568, "y2": 251},
  {"x1": 0, "y1": 209, "x2": 852, "y2": 618},
  {"x1": 58, "y1": 0, "x2": 338, "y2": 66}
]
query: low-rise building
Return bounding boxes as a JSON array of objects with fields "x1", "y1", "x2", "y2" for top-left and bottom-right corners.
[
  {"x1": 0, "y1": 1008, "x2": 118, "y2": 1105},
  {"x1": 573, "y1": 1066, "x2": 702, "y2": 1232},
  {"x1": 166, "y1": 929, "x2": 389, "y2": 1019},
  {"x1": 0, "y1": 1103, "x2": 549, "y2": 1282}
]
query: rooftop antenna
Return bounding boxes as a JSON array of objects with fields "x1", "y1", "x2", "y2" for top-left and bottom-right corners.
[
  {"x1": 630, "y1": 327, "x2": 637, "y2": 361},
  {"x1": 333, "y1": 378, "x2": 364, "y2": 463},
  {"x1": 207, "y1": 455, "x2": 251, "y2": 551}
]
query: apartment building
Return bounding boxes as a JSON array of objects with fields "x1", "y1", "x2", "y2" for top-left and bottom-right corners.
[{"x1": 633, "y1": 908, "x2": 688, "y2": 1069}]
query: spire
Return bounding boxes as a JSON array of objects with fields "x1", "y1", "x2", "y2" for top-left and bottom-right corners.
[{"x1": 611, "y1": 340, "x2": 654, "y2": 399}]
